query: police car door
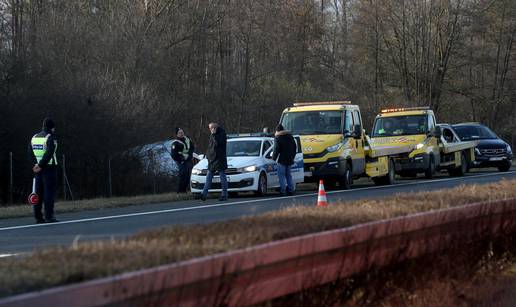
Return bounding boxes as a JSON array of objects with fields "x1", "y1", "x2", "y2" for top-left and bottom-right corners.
[
  {"x1": 292, "y1": 136, "x2": 304, "y2": 184},
  {"x1": 263, "y1": 140, "x2": 279, "y2": 187}
]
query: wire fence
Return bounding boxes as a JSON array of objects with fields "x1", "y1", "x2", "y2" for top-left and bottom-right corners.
[{"x1": 1, "y1": 142, "x2": 180, "y2": 206}]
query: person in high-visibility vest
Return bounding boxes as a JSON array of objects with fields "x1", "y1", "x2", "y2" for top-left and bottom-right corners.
[
  {"x1": 28, "y1": 117, "x2": 59, "y2": 223},
  {"x1": 170, "y1": 127, "x2": 195, "y2": 193}
]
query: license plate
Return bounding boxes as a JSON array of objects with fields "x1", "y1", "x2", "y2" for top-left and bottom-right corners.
[
  {"x1": 490, "y1": 157, "x2": 505, "y2": 161},
  {"x1": 212, "y1": 177, "x2": 230, "y2": 183},
  {"x1": 304, "y1": 171, "x2": 312, "y2": 177}
]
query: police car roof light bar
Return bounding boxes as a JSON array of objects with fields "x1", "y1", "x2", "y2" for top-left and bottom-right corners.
[
  {"x1": 381, "y1": 106, "x2": 430, "y2": 113},
  {"x1": 227, "y1": 133, "x2": 273, "y2": 139},
  {"x1": 293, "y1": 101, "x2": 352, "y2": 107}
]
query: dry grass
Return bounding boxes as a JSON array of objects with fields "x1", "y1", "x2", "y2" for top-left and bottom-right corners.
[
  {"x1": 269, "y1": 237, "x2": 516, "y2": 306},
  {"x1": 0, "y1": 193, "x2": 195, "y2": 219},
  {"x1": 1, "y1": 179, "x2": 516, "y2": 298}
]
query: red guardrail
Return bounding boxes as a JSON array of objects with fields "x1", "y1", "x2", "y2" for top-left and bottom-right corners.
[{"x1": 2, "y1": 198, "x2": 516, "y2": 307}]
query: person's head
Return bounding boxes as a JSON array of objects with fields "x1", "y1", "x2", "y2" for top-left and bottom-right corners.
[
  {"x1": 276, "y1": 124, "x2": 285, "y2": 132},
  {"x1": 384, "y1": 119, "x2": 393, "y2": 130},
  {"x1": 42, "y1": 117, "x2": 55, "y2": 133},
  {"x1": 175, "y1": 127, "x2": 185, "y2": 138},
  {"x1": 208, "y1": 122, "x2": 219, "y2": 134}
]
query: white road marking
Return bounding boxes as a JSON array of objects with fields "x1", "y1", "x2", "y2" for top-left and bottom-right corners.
[
  {"x1": 0, "y1": 253, "x2": 18, "y2": 258},
  {"x1": 0, "y1": 171, "x2": 515, "y2": 232}
]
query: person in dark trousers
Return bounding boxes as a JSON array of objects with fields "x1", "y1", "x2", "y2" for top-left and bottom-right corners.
[
  {"x1": 28, "y1": 117, "x2": 59, "y2": 223},
  {"x1": 170, "y1": 127, "x2": 195, "y2": 193},
  {"x1": 201, "y1": 123, "x2": 228, "y2": 201},
  {"x1": 272, "y1": 124, "x2": 297, "y2": 196}
]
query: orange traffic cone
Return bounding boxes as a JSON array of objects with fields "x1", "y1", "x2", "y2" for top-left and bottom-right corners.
[{"x1": 317, "y1": 180, "x2": 328, "y2": 207}]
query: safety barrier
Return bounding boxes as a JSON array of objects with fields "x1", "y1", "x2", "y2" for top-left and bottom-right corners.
[{"x1": 2, "y1": 198, "x2": 516, "y2": 306}]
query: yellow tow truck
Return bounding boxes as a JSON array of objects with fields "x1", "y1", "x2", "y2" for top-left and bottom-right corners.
[
  {"x1": 370, "y1": 107, "x2": 477, "y2": 178},
  {"x1": 278, "y1": 101, "x2": 414, "y2": 188}
]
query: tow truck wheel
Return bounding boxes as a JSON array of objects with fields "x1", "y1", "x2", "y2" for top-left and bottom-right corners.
[
  {"x1": 424, "y1": 155, "x2": 435, "y2": 179},
  {"x1": 458, "y1": 152, "x2": 468, "y2": 176},
  {"x1": 373, "y1": 159, "x2": 395, "y2": 185},
  {"x1": 339, "y1": 162, "x2": 352, "y2": 190},
  {"x1": 450, "y1": 152, "x2": 468, "y2": 177},
  {"x1": 255, "y1": 173, "x2": 267, "y2": 196}
]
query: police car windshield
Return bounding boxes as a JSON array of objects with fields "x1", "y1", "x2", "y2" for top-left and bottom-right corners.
[
  {"x1": 280, "y1": 111, "x2": 342, "y2": 135},
  {"x1": 372, "y1": 115, "x2": 428, "y2": 137},
  {"x1": 453, "y1": 125, "x2": 497, "y2": 141},
  {"x1": 227, "y1": 140, "x2": 262, "y2": 157}
]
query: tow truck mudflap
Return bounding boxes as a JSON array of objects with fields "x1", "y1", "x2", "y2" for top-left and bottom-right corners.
[{"x1": 365, "y1": 156, "x2": 390, "y2": 178}]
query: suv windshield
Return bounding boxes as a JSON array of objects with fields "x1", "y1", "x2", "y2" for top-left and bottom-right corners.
[
  {"x1": 280, "y1": 111, "x2": 343, "y2": 135},
  {"x1": 372, "y1": 115, "x2": 428, "y2": 137},
  {"x1": 227, "y1": 140, "x2": 261, "y2": 157},
  {"x1": 453, "y1": 125, "x2": 497, "y2": 140}
]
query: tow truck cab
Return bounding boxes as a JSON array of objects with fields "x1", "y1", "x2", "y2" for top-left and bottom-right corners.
[
  {"x1": 370, "y1": 107, "x2": 440, "y2": 178},
  {"x1": 279, "y1": 101, "x2": 365, "y2": 187}
]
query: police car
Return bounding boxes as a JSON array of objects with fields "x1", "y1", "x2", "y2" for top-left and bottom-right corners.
[{"x1": 190, "y1": 134, "x2": 304, "y2": 196}]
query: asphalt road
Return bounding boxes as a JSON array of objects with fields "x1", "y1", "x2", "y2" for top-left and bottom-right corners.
[{"x1": 1, "y1": 168, "x2": 516, "y2": 255}]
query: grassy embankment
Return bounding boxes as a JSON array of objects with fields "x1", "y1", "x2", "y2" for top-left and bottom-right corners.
[
  {"x1": 1, "y1": 179, "x2": 516, "y2": 298},
  {"x1": 0, "y1": 193, "x2": 195, "y2": 219}
]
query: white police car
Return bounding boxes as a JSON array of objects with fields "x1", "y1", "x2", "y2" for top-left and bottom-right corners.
[{"x1": 190, "y1": 134, "x2": 304, "y2": 196}]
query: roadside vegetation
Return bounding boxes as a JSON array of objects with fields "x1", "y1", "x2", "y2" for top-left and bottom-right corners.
[
  {"x1": 0, "y1": 193, "x2": 195, "y2": 220},
  {"x1": 1, "y1": 179, "x2": 516, "y2": 298},
  {"x1": 3, "y1": 0, "x2": 516, "y2": 204},
  {"x1": 269, "y1": 236, "x2": 516, "y2": 306}
]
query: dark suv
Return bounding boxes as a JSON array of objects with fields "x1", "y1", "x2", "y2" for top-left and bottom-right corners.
[{"x1": 452, "y1": 123, "x2": 512, "y2": 172}]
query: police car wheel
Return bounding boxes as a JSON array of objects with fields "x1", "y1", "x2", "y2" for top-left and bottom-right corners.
[{"x1": 255, "y1": 173, "x2": 267, "y2": 196}]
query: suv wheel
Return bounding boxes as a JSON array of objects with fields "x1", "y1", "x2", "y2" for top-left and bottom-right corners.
[{"x1": 498, "y1": 161, "x2": 511, "y2": 172}]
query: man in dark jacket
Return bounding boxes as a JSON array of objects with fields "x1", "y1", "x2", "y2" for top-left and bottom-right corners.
[
  {"x1": 201, "y1": 123, "x2": 228, "y2": 201},
  {"x1": 28, "y1": 117, "x2": 59, "y2": 223},
  {"x1": 170, "y1": 127, "x2": 195, "y2": 193},
  {"x1": 272, "y1": 124, "x2": 297, "y2": 196}
]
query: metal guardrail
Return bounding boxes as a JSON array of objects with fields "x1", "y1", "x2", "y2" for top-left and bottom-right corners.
[{"x1": 2, "y1": 198, "x2": 516, "y2": 307}]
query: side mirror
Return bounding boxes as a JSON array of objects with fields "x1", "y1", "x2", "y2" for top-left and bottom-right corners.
[
  {"x1": 265, "y1": 151, "x2": 273, "y2": 160},
  {"x1": 353, "y1": 125, "x2": 362, "y2": 139},
  {"x1": 432, "y1": 127, "x2": 442, "y2": 138}
]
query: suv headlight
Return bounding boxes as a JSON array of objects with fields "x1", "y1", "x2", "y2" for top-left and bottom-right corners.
[
  {"x1": 326, "y1": 144, "x2": 342, "y2": 153},
  {"x1": 475, "y1": 148, "x2": 481, "y2": 156},
  {"x1": 508, "y1": 145, "x2": 512, "y2": 154},
  {"x1": 191, "y1": 168, "x2": 202, "y2": 175},
  {"x1": 415, "y1": 143, "x2": 424, "y2": 150}
]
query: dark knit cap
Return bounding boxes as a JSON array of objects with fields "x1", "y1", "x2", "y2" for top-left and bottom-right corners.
[
  {"x1": 276, "y1": 124, "x2": 285, "y2": 132},
  {"x1": 42, "y1": 117, "x2": 55, "y2": 132},
  {"x1": 175, "y1": 127, "x2": 183, "y2": 135}
]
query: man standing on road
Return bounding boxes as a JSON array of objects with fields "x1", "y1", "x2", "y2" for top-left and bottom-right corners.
[
  {"x1": 272, "y1": 124, "x2": 297, "y2": 196},
  {"x1": 28, "y1": 117, "x2": 59, "y2": 223},
  {"x1": 170, "y1": 127, "x2": 195, "y2": 193},
  {"x1": 201, "y1": 123, "x2": 228, "y2": 201}
]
